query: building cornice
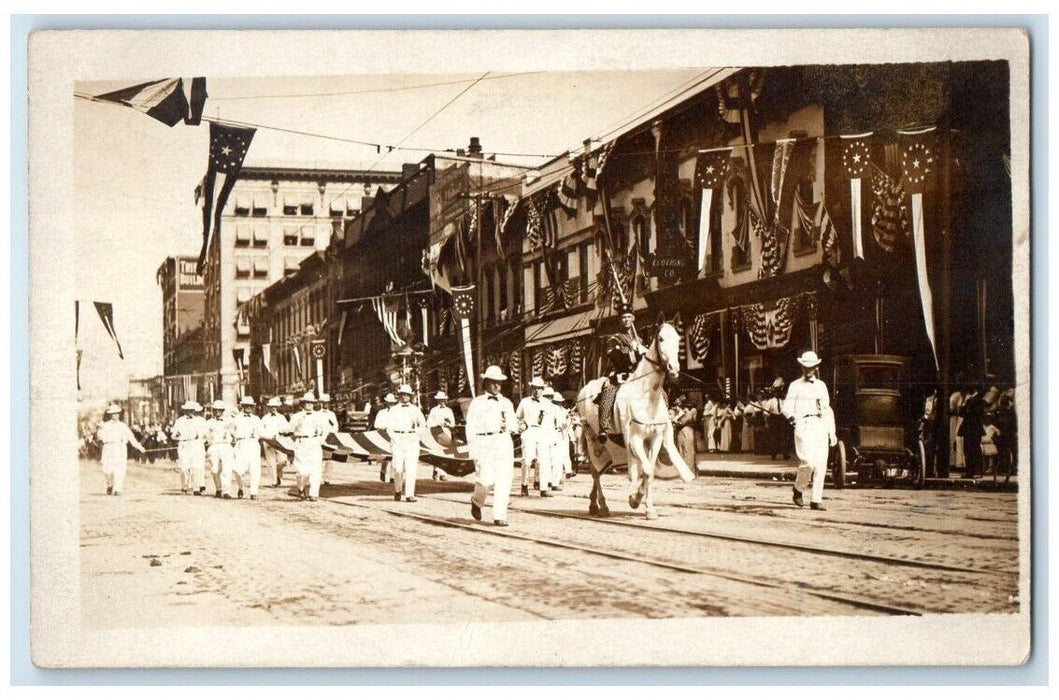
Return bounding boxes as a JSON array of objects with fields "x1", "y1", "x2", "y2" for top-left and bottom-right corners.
[{"x1": 239, "y1": 166, "x2": 404, "y2": 184}]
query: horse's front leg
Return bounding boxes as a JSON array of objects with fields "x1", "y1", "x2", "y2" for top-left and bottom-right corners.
[
  {"x1": 627, "y1": 431, "x2": 649, "y2": 510},
  {"x1": 642, "y1": 429, "x2": 666, "y2": 520}
]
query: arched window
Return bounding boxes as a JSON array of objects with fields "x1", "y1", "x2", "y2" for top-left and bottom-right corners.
[{"x1": 632, "y1": 216, "x2": 650, "y2": 255}]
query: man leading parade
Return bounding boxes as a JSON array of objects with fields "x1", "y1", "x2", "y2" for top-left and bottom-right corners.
[
  {"x1": 782, "y1": 351, "x2": 837, "y2": 512},
  {"x1": 388, "y1": 384, "x2": 426, "y2": 503},
  {"x1": 467, "y1": 365, "x2": 518, "y2": 527},
  {"x1": 597, "y1": 302, "x2": 649, "y2": 442},
  {"x1": 288, "y1": 392, "x2": 325, "y2": 502}
]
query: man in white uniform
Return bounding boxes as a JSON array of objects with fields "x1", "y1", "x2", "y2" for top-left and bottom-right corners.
[
  {"x1": 205, "y1": 400, "x2": 236, "y2": 499},
  {"x1": 782, "y1": 351, "x2": 837, "y2": 511},
  {"x1": 171, "y1": 401, "x2": 207, "y2": 495},
  {"x1": 426, "y1": 391, "x2": 455, "y2": 481},
  {"x1": 288, "y1": 392, "x2": 326, "y2": 501},
  {"x1": 467, "y1": 365, "x2": 519, "y2": 526},
  {"x1": 318, "y1": 393, "x2": 340, "y2": 486},
  {"x1": 388, "y1": 384, "x2": 426, "y2": 502},
  {"x1": 96, "y1": 403, "x2": 146, "y2": 496},
  {"x1": 548, "y1": 391, "x2": 572, "y2": 488},
  {"x1": 259, "y1": 397, "x2": 289, "y2": 487},
  {"x1": 515, "y1": 377, "x2": 551, "y2": 497},
  {"x1": 231, "y1": 396, "x2": 263, "y2": 500},
  {"x1": 373, "y1": 393, "x2": 397, "y2": 483}
]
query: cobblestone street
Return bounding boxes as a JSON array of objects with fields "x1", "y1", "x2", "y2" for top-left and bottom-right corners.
[{"x1": 79, "y1": 455, "x2": 1021, "y2": 629}]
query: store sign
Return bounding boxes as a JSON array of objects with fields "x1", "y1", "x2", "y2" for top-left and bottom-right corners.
[
  {"x1": 178, "y1": 259, "x2": 204, "y2": 290},
  {"x1": 643, "y1": 251, "x2": 693, "y2": 279}
]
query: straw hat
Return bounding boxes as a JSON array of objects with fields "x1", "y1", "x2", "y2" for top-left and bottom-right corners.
[
  {"x1": 180, "y1": 401, "x2": 197, "y2": 411},
  {"x1": 211, "y1": 400, "x2": 227, "y2": 411},
  {"x1": 796, "y1": 350, "x2": 822, "y2": 368},
  {"x1": 434, "y1": 391, "x2": 449, "y2": 401},
  {"x1": 267, "y1": 397, "x2": 282, "y2": 408},
  {"x1": 300, "y1": 392, "x2": 316, "y2": 403},
  {"x1": 528, "y1": 377, "x2": 546, "y2": 389},
  {"x1": 319, "y1": 393, "x2": 331, "y2": 403},
  {"x1": 383, "y1": 393, "x2": 398, "y2": 404},
  {"x1": 397, "y1": 384, "x2": 414, "y2": 395},
  {"x1": 240, "y1": 396, "x2": 256, "y2": 406},
  {"x1": 105, "y1": 403, "x2": 122, "y2": 415},
  {"x1": 481, "y1": 365, "x2": 507, "y2": 382}
]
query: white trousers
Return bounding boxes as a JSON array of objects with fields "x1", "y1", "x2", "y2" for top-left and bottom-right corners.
[
  {"x1": 391, "y1": 438, "x2": 420, "y2": 499},
  {"x1": 520, "y1": 428, "x2": 550, "y2": 487},
  {"x1": 206, "y1": 444, "x2": 235, "y2": 495},
  {"x1": 177, "y1": 441, "x2": 206, "y2": 492},
  {"x1": 232, "y1": 439, "x2": 262, "y2": 497},
  {"x1": 472, "y1": 434, "x2": 515, "y2": 521},
  {"x1": 793, "y1": 420, "x2": 829, "y2": 504},
  {"x1": 293, "y1": 439, "x2": 323, "y2": 498},
  {"x1": 100, "y1": 443, "x2": 128, "y2": 493},
  {"x1": 262, "y1": 443, "x2": 288, "y2": 484},
  {"x1": 322, "y1": 457, "x2": 334, "y2": 484}
]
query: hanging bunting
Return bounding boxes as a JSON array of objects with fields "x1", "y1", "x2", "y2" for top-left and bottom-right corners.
[
  {"x1": 557, "y1": 159, "x2": 582, "y2": 217},
  {"x1": 197, "y1": 123, "x2": 256, "y2": 274},
  {"x1": 734, "y1": 294, "x2": 812, "y2": 351},
  {"x1": 694, "y1": 148, "x2": 731, "y2": 273},
  {"x1": 532, "y1": 349, "x2": 544, "y2": 379},
  {"x1": 898, "y1": 127, "x2": 940, "y2": 369},
  {"x1": 725, "y1": 157, "x2": 751, "y2": 267},
  {"x1": 583, "y1": 142, "x2": 613, "y2": 210},
  {"x1": 509, "y1": 350, "x2": 521, "y2": 389},
  {"x1": 568, "y1": 340, "x2": 583, "y2": 376},
  {"x1": 840, "y1": 133, "x2": 873, "y2": 259},
  {"x1": 690, "y1": 312, "x2": 721, "y2": 362}
]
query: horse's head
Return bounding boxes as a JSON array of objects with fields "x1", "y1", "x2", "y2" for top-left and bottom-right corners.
[{"x1": 653, "y1": 323, "x2": 682, "y2": 380}]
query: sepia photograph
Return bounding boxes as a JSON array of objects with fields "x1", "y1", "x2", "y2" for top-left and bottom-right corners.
[{"x1": 27, "y1": 27, "x2": 1032, "y2": 668}]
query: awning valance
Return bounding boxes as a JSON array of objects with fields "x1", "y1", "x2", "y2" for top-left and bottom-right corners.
[{"x1": 523, "y1": 308, "x2": 597, "y2": 349}]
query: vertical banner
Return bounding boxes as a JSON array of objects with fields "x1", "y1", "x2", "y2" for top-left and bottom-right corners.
[
  {"x1": 93, "y1": 301, "x2": 124, "y2": 359},
  {"x1": 841, "y1": 133, "x2": 872, "y2": 260},
  {"x1": 75, "y1": 301, "x2": 81, "y2": 390},
  {"x1": 694, "y1": 148, "x2": 730, "y2": 273},
  {"x1": 262, "y1": 343, "x2": 272, "y2": 378},
  {"x1": 451, "y1": 284, "x2": 477, "y2": 397},
  {"x1": 899, "y1": 127, "x2": 939, "y2": 369}
]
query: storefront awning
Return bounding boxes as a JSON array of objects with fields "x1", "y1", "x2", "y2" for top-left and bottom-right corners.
[
  {"x1": 523, "y1": 308, "x2": 597, "y2": 349},
  {"x1": 644, "y1": 266, "x2": 825, "y2": 316}
]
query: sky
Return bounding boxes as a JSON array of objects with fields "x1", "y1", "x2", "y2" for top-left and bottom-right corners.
[{"x1": 73, "y1": 68, "x2": 709, "y2": 397}]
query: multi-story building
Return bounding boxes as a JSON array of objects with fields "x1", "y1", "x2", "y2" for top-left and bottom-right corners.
[
  {"x1": 200, "y1": 165, "x2": 404, "y2": 401},
  {"x1": 156, "y1": 255, "x2": 208, "y2": 406}
]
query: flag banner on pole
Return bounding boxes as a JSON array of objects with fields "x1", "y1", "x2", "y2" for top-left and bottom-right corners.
[
  {"x1": 840, "y1": 133, "x2": 872, "y2": 259},
  {"x1": 197, "y1": 122, "x2": 255, "y2": 273},
  {"x1": 371, "y1": 296, "x2": 403, "y2": 345},
  {"x1": 899, "y1": 127, "x2": 940, "y2": 368},
  {"x1": 75, "y1": 301, "x2": 81, "y2": 390},
  {"x1": 292, "y1": 344, "x2": 303, "y2": 381},
  {"x1": 262, "y1": 343, "x2": 272, "y2": 378},
  {"x1": 694, "y1": 148, "x2": 730, "y2": 272},
  {"x1": 94, "y1": 77, "x2": 207, "y2": 127},
  {"x1": 93, "y1": 301, "x2": 124, "y2": 359},
  {"x1": 557, "y1": 159, "x2": 581, "y2": 217},
  {"x1": 583, "y1": 142, "x2": 613, "y2": 209},
  {"x1": 451, "y1": 285, "x2": 477, "y2": 397}
]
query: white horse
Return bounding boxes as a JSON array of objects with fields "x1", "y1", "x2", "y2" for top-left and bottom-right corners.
[{"x1": 575, "y1": 322, "x2": 696, "y2": 520}]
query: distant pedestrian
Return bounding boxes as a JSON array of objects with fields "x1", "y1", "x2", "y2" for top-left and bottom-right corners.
[
  {"x1": 959, "y1": 384, "x2": 987, "y2": 479},
  {"x1": 548, "y1": 391, "x2": 573, "y2": 486},
  {"x1": 171, "y1": 401, "x2": 207, "y2": 495},
  {"x1": 204, "y1": 400, "x2": 236, "y2": 498},
  {"x1": 259, "y1": 397, "x2": 290, "y2": 487},
  {"x1": 918, "y1": 389, "x2": 940, "y2": 478},
  {"x1": 96, "y1": 403, "x2": 146, "y2": 496},
  {"x1": 670, "y1": 395, "x2": 698, "y2": 474},
  {"x1": 782, "y1": 351, "x2": 837, "y2": 512},
  {"x1": 467, "y1": 365, "x2": 519, "y2": 527},
  {"x1": 373, "y1": 393, "x2": 398, "y2": 483},
  {"x1": 516, "y1": 377, "x2": 552, "y2": 497},
  {"x1": 426, "y1": 391, "x2": 455, "y2": 481},
  {"x1": 231, "y1": 396, "x2": 263, "y2": 499},
  {"x1": 388, "y1": 384, "x2": 426, "y2": 503},
  {"x1": 948, "y1": 386, "x2": 966, "y2": 470}
]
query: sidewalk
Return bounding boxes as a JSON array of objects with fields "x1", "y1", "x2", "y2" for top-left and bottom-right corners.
[{"x1": 691, "y1": 451, "x2": 1019, "y2": 491}]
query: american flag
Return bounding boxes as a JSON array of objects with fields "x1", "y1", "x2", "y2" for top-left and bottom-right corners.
[
  {"x1": 451, "y1": 284, "x2": 476, "y2": 321},
  {"x1": 197, "y1": 123, "x2": 255, "y2": 273},
  {"x1": 870, "y1": 163, "x2": 910, "y2": 253}
]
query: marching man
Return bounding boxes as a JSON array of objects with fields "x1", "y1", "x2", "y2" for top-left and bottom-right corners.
[
  {"x1": 426, "y1": 390, "x2": 455, "y2": 481},
  {"x1": 205, "y1": 400, "x2": 236, "y2": 499},
  {"x1": 96, "y1": 403, "x2": 146, "y2": 496},
  {"x1": 388, "y1": 384, "x2": 426, "y2": 503},
  {"x1": 170, "y1": 401, "x2": 207, "y2": 495},
  {"x1": 782, "y1": 351, "x2": 837, "y2": 512},
  {"x1": 259, "y1": 397, "x2": 290, "y2": 487},
  {"x1": 515, "y1": 377, "x2": 552, "y2": 497},
  {"x1": 467, "y1": 365, "x2": 519, "y2": 527},
  {"x1": 373, "y1": 393, "x2": 398, "y2": 483},
  {"x1": 231, "y1": 396, "x2": 263, "y2": 500},
  {"x1": 318, "y1": 393, "x2": 340, "y2": 486},
  {"x1": 548, "y1": 390, "x2": 572, "y2": 488},
  {"x1": 287, "y1": 392, "x2": 326, "y2": 502}
]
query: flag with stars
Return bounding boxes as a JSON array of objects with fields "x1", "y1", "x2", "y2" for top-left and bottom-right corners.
[
  {"x1": 197, "y1": 122, "x2": 256, "y2": 273},
  {"x1": 899, "y1": 129, "x2": 938, "y2": 195},
  {"x1": 841, "y1": 136, "x2": 872, "y2": 179},
  {"x1": 451, "y1": 284, "x2": 476, "y2": 321},
  {"x1": 694, "y1": 148, "x2": 730, "y2": 272}
]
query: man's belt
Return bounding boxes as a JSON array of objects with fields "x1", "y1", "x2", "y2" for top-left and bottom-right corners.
[
  {"x1": 294, "y1": 435, "x2": 317, "y2": 440},
  {"x1": 207, "y1": 441, "x2": 230, "y2": 447},
  {"x1": 798, "y1": 414, "x2": 823, "y2": 420},
  {"x1": 235, "y1": 436, "x2": 257, "y2": 441},
  {"x1": 390, "y1": 429, "x2": 417, "y2": 434},
  {"x1": 476, "y1": 431, "x2": 504, "y2": 436},
  {"x1": 178, "y1": 438, "x2": 203, "y2": 442}
]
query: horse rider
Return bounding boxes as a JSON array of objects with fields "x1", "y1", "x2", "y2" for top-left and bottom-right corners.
[
  {"x1": 515, "y1": 377, "x2": 552, "y2": 497},
  {"x1": 318, "y1": 393, "x2": 340, "y2": 486},
  {"x1": 287, "y1": 392, "x2": 326, "y2": 501},
  {"x1": 426, "y1": 391, "x2": 455, "y2": 481},
  {"x1": 259, "y1": 397, "x2": 290, "y2": 487},
  {"x1": 171, "y1": 401, "x2": 207, "y2": 495},
  {"x1": 597, "y1": 302, "x2": 649, "y2": 442},
  {"x1": 204, "y1": 400, "x2": 236, "y2": 499},
  {"x1": 781, "y1": 351, "x2": 837, "y2": 511},
  {"x1": 467, "y1": 365, "x2": 519, "y2": 527},
  {"x1": 388, "y1": 384, "x2": 427, "y2": 503},
  {"x1": 231, "y1": 396, "x2": 263, "y2": 500},
  {"x1": 96, "y1": 403, "x2": 146, "y2": 496}
]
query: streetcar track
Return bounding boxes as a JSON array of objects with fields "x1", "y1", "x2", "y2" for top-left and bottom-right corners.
[
  {"x1": 421, "y1": 493, "x2": 1011, "y2": 577},
  {"x1": 325, "y1": 495, "x2": 924, "y2": 617}
]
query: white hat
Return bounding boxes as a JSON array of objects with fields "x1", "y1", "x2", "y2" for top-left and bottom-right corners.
[
  {"x1": 397, "y1": 384, "x2": 413, "y2": 395},
  {"x1": 528, "y1": 377, "x2": 546, "y2": 389},
  {"x1": 384, "y1": 393, "x2": 398, "y2": 404},
  {"x1": 181, "y1": 401, "x2": 197, "y2": 411},
  {"x1": 267, "y1": 397, "x2": 282, "y2": 407},
  {"x1": 551, "y1": 392, "x2": 565, "y2": 403},
  {"x1": 301, "y1": 392, "x2": 316, "y2": 403},
  {"x1": 240, "y1": 396, "x2": 256, "y2": 406},
  {"x1": 481, "y1": 365, "x2": 507, "y2": 382},
  {"x1": 211, "y1": 400, "x2": 227, "y2": 411},
  {"x1": 542, "y1": 386, "x2": 555, "y2": 397},
  {"x1": 796, "y1": 350, "x2": 822, "y2": 368},
  {"x1": 319, "y1": 393, "x2": 331, "y2": 402},
  {"x1": 283, "y1": 395, "x2": 294, "y2": 405},
  {"x1": 434, "y1": 391, "x2": 449, "y2": 401},
  {"x1": 105, "y1": 403, "x2": 122, "y2": 415}
]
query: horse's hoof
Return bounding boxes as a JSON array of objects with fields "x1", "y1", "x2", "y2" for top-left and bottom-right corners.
[
  {"x1": 589, "y1": 503, "x2": 599, "y2": 516},
  {"x1": 628, "y1": 495, "x2": 640, "y2": 510},
  {"x1": 599, "y1": 506, "x2": 611, "y2": 518},
  {"x1": 645, "y1": 509, "x2": 659, "y2": 521}
]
